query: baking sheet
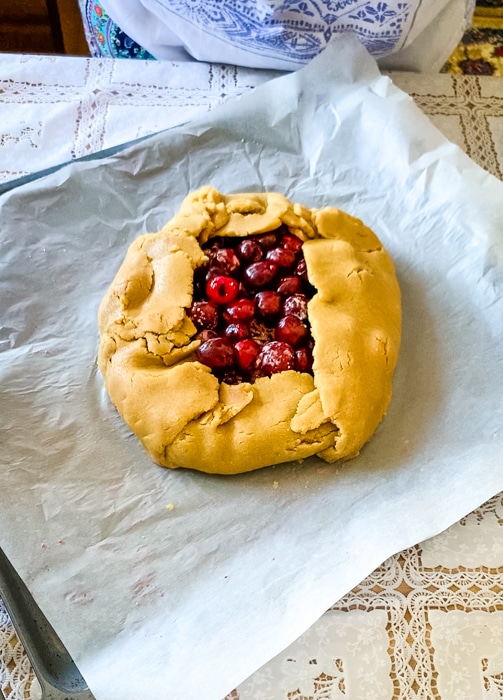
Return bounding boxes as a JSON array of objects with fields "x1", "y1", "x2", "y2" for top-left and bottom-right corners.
[{"x1": 1, "y1": 35, "x2": 502, "y2": 700}]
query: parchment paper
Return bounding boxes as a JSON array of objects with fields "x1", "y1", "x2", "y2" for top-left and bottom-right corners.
[{"x1": 1, "y1": 36, "x2": 502, "y2": 700}]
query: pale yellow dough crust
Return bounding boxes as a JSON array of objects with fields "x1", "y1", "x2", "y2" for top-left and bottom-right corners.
[{"x1": 98, "y1": 186, "x2": 401, "y2": 474}]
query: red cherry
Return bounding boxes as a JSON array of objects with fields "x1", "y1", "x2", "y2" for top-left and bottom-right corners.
[
  {"x1": 206, "y1": 275, "x2": 239, "y2": 304},
  {"x1": 255, "y1": 290, "x2": 282, "y2": 320},
  {"x1": 295, "y1": 259, "x2": 308, "y2": 280},
  {"x1": 283, "y1": 293, "x2": 309, "y2": 321},
  {"x1": 255, "y1": 231, "x2": 280, "y2": 250},
  {"x1": 205, "y1": 265, "x2": 227, "y2": 282},
  {"x1": 211, "y1": 247, "x2": 240, "y2": 275},
  {"x1": 196, "y1": 337, "x2": 235, "y2": 369},
  {"x1": 223, "y1": 297, "x2": 256, "y2": 323},
  {"x1": 195, "y1": 329, "x2": 218, "y2": 342},
  {"x1": 243, "y1": 261, "x2": 277, "y2": 288},
  {"x1": 281, "y1": 233, "x2": 303, "y2": 253},
  {"x1": 193, "y1": 227, "x2": 316, "y2": 382},
  {"x1": 277, "y1": 275, "x2": 303, "y2": 296},
  {"x1": 265, "y1": 247, "x2": 296, "y2": 269},
  {"x1": 224, "y1": 322, "x2": 250, "y2": 342},
  {"x1": 188, "y1": 301, "x2": 219, "y2": 330},
  {"x1": 193, "y1": 264, "x2": 209, "y2": 297},
  {"x1": 234, "y1": 338, "x2": 261, "y2": 372},
  {"x1": 275, "y1": 315, "x2": 309, "y2": 347},
  {"x1": 294, "y1": 346, "x2": 313, "y2": 373},
  {"x1": 237, "y1": 238, "x2": 263, "y2": 264},
  {"x1": 256, "y1": 341, "x2": 295, "y2": 375}
]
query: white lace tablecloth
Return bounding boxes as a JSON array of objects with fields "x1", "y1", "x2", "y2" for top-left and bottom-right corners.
[{"x1": 1, "y1": 53, "x2": 503, "y2": 699}]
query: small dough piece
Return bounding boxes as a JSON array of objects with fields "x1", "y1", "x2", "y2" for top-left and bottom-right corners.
[{"x1": 98, "y1": 186, "x2": 401, "y2": 474}]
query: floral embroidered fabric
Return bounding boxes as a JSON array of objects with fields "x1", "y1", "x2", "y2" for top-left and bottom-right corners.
[
  {"x1": 149, "y1": 0, "x2": 412, "y2": 60},
  {"x1": 80, "y1": 0, "x2": 154, "y2": 59},
  {"x1": 97, "y1": 0, "x2": 469, "y2": 69},
  {"x1": 444, "y1": 0, "x2": 503, "y2": 76}
]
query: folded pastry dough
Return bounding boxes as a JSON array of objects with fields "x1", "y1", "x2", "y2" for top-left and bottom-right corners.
[{"x1": 98, "y1": 186, "x2": 401, "y2": 474}]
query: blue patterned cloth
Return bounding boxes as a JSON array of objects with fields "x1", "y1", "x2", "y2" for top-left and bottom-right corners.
[
  {"x1": 80, "y1": 0, "x2": 154, "y2": 59},
  {"x1": 92, "y1": 0, "x2": 417, "y2": 67},
  {"x1": 80, "y1": 0, "x2": 471, "y2": 70},
  {"x1": 163, "y1": 0, "x2": 410, "y2": 60}
]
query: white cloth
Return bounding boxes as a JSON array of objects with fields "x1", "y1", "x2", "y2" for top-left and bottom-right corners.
[{"x1": 100, "y1": 0, "x2": 475, "y2": 71}]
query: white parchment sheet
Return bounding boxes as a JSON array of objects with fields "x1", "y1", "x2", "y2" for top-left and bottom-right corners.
[{"x1": 1, "y1": 37, "x2": 502, "y2": 700}]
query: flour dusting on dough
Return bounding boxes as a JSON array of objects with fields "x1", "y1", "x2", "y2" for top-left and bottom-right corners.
[{"x1": 98, "y1": 186, "x2": 401, "y2": 474}]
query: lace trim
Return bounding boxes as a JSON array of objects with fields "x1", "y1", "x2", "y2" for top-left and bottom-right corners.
[
  {"x1": 1, "y1": 62, "x2": 502, "y2": 184},
  {"x1": 0, "y1": 56, "x2": 273, "y2": 183},
  {"x1": 3, "y1": 495, "x2": 503, "y2": 698},
  {"x1": 230, "y1": 494, "x2": 503, "y2": 699}
]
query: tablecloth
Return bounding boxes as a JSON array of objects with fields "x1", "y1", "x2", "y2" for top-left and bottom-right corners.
[{"x1": 1, "y1": 53, "x2": 502, "y2": 700}]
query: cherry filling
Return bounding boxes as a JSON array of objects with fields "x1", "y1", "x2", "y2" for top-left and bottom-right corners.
[{"x1": 189, "y1": 226, "x2": 317, "y2": 384}]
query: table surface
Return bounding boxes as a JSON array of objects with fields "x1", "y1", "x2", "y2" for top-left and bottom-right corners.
[{"x1": 1, "y1": 53, "x2": 502, "y2": 700}]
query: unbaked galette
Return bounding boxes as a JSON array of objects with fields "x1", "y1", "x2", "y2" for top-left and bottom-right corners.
[{"x1": 98, "y1": 186, "x2": 401, "y2": 474}]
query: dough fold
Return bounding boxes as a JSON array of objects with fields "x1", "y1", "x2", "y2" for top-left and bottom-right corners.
[{"x1": 98, "y1": 186, "x2": 401, "y2": 474}]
